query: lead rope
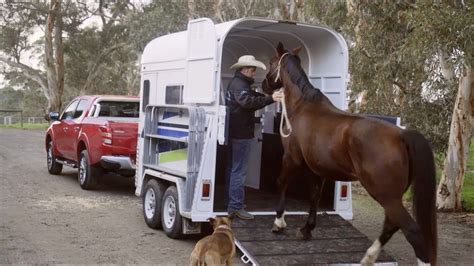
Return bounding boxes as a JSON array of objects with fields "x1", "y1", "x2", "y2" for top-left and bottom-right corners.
[
  {"x1": 274, "y1": 52, "x2": 292, "y2": 138},
  {"x1": 279, "y1": 88, "x2": 292, "y2": 138}
]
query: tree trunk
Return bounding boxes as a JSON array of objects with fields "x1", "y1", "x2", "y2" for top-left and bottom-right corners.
[
  {"x1": 187, "y1": 0, "x2": 196, "y2": 21},
  {"x1": 214, "y1": 0, "x2": 225, "y2": 23},
  {"x1": 54, "y1": 2, "x2": 64, "y2": 112},
  {"x1": 45, "y1": 0, "x2": 63, "y2": 114},
  {"x1": 437, "y1": 67, "x2": 474, "y2": 211}
]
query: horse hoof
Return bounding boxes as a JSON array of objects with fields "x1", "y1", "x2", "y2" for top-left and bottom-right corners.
[
  {"x1": 296, "y1": 228, "x2": 311, "y2": 240},
  {"x1": 272, "y1": 224, "x2": 284, "y2": 233}
]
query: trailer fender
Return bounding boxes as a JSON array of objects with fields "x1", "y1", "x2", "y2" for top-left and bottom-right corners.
[{"x1": 142, "y1": 168, "x2": 190, "y2": 219}]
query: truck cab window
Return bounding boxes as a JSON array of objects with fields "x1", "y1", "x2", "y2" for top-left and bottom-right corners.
[
  {"x1": 98, "y1": 101, "x2": 139, "y2": 118},
  {"x1": 60, "y1": 100, "x2": 79, "y2": 120},
  {"x1": 74, "y1": 100, "x2": 89, "y2": 119}
]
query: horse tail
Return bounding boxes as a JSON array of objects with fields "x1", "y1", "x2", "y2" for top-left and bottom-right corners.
[{"x1": 401, "y1": 129, "x2": 437, "y2": 264}]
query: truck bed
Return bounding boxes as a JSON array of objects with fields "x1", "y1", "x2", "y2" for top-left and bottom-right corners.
[{"x1": 232, "y1": 214, "x2": 396, "y2": 265}]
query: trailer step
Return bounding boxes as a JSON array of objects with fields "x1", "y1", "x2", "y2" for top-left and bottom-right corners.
[{"x1": 232, "y1": 213, "x2": 396, "y2": 265}]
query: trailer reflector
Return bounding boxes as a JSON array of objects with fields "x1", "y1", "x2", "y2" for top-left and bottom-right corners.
[
  {"x1": 340, "y1": 183, "x2": 348, "y2": 199},
  {"x1": 202, "y1": 181, "x2": 211, "y2": 199}
]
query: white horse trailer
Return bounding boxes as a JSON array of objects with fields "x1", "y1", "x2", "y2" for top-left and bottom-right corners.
[{"x1": 135, "y1": 17, "x2": 396, "y2": 265}]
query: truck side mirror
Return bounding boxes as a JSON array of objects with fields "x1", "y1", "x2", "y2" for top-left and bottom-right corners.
[{"x1": 49, "y1": 112, "x2": 60, "y2": 121}]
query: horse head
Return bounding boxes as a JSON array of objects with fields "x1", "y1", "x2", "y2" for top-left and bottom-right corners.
[{"x1": 262, "y1": 42, "x2": 302, "y2": 95}]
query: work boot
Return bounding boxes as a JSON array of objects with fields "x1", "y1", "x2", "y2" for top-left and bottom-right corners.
[{"x1": 229, "y1": 209, "x2": 254, "y2": 220}]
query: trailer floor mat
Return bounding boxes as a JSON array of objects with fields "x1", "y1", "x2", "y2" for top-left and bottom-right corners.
[
  {"x1": 232, "y1": 213, "x2": 396, "y2": 265},
  {"x1": 213, "y1": 186, "x2": 334, "y2": 213}
]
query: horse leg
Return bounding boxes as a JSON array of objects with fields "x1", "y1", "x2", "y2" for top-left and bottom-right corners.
[
  {"x1": 272, "y1": 155, "x2": 301, "y2": 233},
  {"x1": 297, "y1": 177, "x2": 325, "y2": 240},
  {"x1": 361, "y1": 215, "x2": 399, "y2": 264},
  {"x1": 271, "y1": 178, "x2": 289, "y2": 233},
  {"x1": 382, "y1": 200, "x2": 430, "y2": 265}
]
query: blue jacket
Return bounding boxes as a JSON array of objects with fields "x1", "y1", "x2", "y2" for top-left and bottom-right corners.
[{"x1": 225, "y1": 71, "x2": 274, "y2": 139}]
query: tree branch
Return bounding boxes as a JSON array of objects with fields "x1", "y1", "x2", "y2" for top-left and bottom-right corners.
[
  {"x1": 0, "y1": 55, "x2": 48, "y2": 95},
  {"x1": 81, "y1": 42, "x2": 129, "y2": 92}
]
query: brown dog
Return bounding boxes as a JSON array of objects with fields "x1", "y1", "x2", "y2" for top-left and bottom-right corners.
[{"x1": 190, "y1": 216, "x2": 235, "y2": 266}]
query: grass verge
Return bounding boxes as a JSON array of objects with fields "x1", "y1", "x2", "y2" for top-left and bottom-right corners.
[
  {"x1": 462, "y1": 142, "x2": 474, "y2": 211},
  {"x1": 0, "y1": 123, "x2": 49, "y2": 130}
]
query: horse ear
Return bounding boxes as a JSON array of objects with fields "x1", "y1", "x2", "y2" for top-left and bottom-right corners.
[
  {"x1": 292, "y1": 46, "x2": 302, "y2": 55},
  {"x1": 276, "y1": 42, "x2": 285, "y2": 57}
]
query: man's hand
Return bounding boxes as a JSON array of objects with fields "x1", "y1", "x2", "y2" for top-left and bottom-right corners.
[{"x1": 272, "y1": 90, "x2": 284, "y2": 102}]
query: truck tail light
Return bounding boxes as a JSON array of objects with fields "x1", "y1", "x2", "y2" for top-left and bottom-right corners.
[
  {"x1": 340, "y1": 183, "x2": 348, "y2": 200},
  {"x1": 99, "y1": 126, "x2": 112, "y2": 145},
  {"x1": 201, "y1": 181, "x2": 211, "y2": 200}
]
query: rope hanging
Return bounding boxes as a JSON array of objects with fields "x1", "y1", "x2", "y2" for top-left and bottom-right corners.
[{"x1": 275, "y1": 53, "x2": 292, "y2": 138}]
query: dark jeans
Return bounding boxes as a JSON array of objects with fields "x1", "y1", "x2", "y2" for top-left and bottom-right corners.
[{"x1": 225, "y1": 138, "x2": 253, "y2": 212}]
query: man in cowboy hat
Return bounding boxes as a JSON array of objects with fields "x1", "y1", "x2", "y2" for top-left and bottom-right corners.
[{"x1": 225, "y1": 55, "x2": 283, "y2": 220}]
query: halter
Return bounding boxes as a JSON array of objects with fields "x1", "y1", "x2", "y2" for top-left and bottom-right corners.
[{"x1": 274, "y1": 52, "x2": 289, "y2": 83}]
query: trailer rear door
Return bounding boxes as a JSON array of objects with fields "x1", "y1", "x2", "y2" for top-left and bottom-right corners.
[{"x1": 184, "y1": 18, "x2": 218, "y2": 104}]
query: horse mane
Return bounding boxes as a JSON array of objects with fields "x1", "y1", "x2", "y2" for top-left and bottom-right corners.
[{"x1": 284, "y1": 54, "x2": 325, "y2": 103}]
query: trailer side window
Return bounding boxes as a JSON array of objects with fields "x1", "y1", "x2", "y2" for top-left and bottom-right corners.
[
  {"x1": 165, "y1": 85, "x2": 183, "y2": 105},
  {"x1": 142, "y1": 80, "x2": 150, "y2": 112}
]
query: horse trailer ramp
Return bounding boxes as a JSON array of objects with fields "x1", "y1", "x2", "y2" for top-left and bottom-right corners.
[{"x1": 232, "y1": 214, "x2": 396, "y2": 265}]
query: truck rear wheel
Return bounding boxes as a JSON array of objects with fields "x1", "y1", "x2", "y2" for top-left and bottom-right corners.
[
  {"x1": 78, "y1": 150, "x2": 100, "y2": 190},
  {"x1": 143, "y1": 179, "x2": 166, "y2": 229},
  {"x1": 161, "y1": 185, "x2": 183, "y2": 238},
  {"x1": 47, "y1": 141, "x2": 63, "y2": 175}
]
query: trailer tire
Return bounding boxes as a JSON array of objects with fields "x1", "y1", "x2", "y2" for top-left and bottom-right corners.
[
  {"x1": 161, "y1": 185, "x2": 183, "y2": 239},
  {"x1": 47, "y1": 141, "x2": 63, "y2": 175},
  {"x1": 78, "y1": 149, "x2": 100, "y2": 190},
  {"x1": 143, "y1": 179, "x2": 166, "y2": 229}
]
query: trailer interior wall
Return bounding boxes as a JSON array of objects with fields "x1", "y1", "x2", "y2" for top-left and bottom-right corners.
[{"x1": 219, "y1": 20, "x2": 348, "y2": 110}]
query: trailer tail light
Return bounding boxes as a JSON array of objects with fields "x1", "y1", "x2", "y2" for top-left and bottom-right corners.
[
  {"x1": 99, "y1": 126, "x2": 112, "y2": 144},
  {"x1": 340, "y1": 183, "x2": 348, "y2": 200},
  {"x1": 201, "y1": 180, "x2": 211, "y2": 200}
]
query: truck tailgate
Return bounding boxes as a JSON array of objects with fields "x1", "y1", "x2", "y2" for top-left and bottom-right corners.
[{"x1": 108, "y1": 121, "x2": 138, "y2": 153}]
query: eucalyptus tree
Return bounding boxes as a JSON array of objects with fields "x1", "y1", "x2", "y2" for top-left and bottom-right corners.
[
  {"x1": 404, "y1": 1, "x2": 473, "y2": 211},
  {"x1": 0, "y1": 0, "x2": 87, "y2": 115},
  {"x1": 0, "y1": 0, "x2": 140, "y2": 115},
  {"x1": 126, "y1": 0, "x2": 290, "y2": 54}
]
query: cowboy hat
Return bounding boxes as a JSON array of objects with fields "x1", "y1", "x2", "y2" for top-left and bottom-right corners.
[{"x1": 230, "y1": 55, "x2": 266, "y2": 70}]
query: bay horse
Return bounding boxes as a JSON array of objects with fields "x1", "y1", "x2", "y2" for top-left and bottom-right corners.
[{"x1": 262, "y1": 42, "x2": 437, "y2": 265}]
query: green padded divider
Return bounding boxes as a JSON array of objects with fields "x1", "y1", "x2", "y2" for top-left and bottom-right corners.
[{"x1": 159, "y1": 148, "x2": 188, "y2": 163}]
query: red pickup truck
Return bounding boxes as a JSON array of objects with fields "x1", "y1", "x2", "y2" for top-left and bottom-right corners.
[{"x1": 45, "y1": 95, "x2": 139, "y2": 190}]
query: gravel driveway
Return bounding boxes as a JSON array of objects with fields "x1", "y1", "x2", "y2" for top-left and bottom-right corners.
[{"x1": 1, "y1": 128, "x2": 472, "y2": 264}]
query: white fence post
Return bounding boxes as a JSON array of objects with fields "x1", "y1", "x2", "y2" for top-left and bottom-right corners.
[{"x1": 4, "y1": 116, "x2": 12, "y2": 125}]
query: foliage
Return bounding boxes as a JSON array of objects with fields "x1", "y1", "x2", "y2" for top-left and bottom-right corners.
[
  {"x1": 0, "y1": 86, "x2": 23, "y2": 110},
  {"x1": 0, "y1": 1, "x2": 140, "y2": 113},
  {"x1": 126, "y1": 1, "x2": 189, "y2": 53},
  {"x1": 0, "y1": 84, "x2": 48, "y2": 117},
  {"x1": 305, "y1": 1, "x2": 465, "y2": 155}
]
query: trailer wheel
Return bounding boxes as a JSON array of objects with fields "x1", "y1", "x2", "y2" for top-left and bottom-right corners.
[
  {"x1": 78, "y1": 149, "x2": 100, "y2": 190},
  {"x1": 47, "y1": 141, "x2": 63, "y2": 175},
  {"x1": 161, "y1": 185, "x2": 183, "y2": 238},
  {"x1": 143, "y1": 179, "x2": 166, "y2": 229}
]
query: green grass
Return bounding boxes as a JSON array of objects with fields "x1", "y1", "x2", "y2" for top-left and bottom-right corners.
[
  {"x1": 0, "y1": 123, "x2": 49, "y2": 130},
  {"x1": 462, "y1": 142, "x2": 474, "y2": 211}
]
